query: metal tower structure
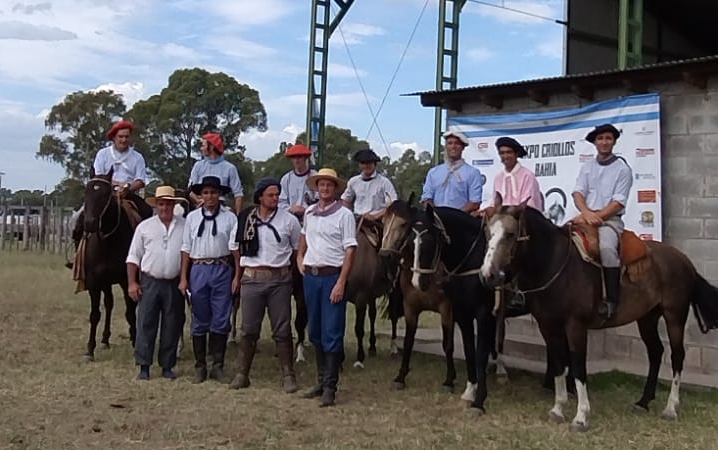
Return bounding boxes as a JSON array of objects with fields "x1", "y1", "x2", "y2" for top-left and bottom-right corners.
[
  {"x1": 617, "y1": 0, "x2": 643, "y2": 69},
  {"x1": 306, "y1": 0, "x2": 355, "y2": 167},
  {"x1": 432, "y1": 0, "x2": 467, "y2": 165}
]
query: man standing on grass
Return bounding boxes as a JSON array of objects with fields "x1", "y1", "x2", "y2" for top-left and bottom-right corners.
[{"x1": 126, "y1": 186, "x2": 187, "y2": 380}]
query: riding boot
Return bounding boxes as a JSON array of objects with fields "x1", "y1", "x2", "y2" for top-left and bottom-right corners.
[
  {"x1": 600, "y1": 267, "x2": 621, "y2": 320},
  {"x1": 302, "y1": 345, "x2": 325, "y2": 399},
  {"x1": 229, "y1": 336, "x2": 256, "y2": 389},
  {"x1": 208, "y1": 332, "x2": 228, "y2": 382},
  {"x1": 276, "y1": 339, "x2": 298, "y2": 393},
  {"x1": 320, "y1": 351, "x2": 341, "y2": 407},
  {"x1": 192, "y1": 334, "x2": 208, "y2": 384},
  {"x1": 65, "y1": 217, "x2": 85, "y2": 270}
]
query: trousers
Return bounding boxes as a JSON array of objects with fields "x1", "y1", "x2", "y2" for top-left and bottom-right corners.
[
  {"x1": 134, "y1": 274, "x2": 184, "y2": 369},
  {"x1": 598, "y1": 216, "x2": 624, "y2": 268},
  {"x1": 303, "y1": 272, "x2": 346, "y2": 353},
  {"x1": 189, "y1": 263, "x2": 234, "y2": 335},
  {"x1": 239, "y1": 269, "x2": 293, "y2": 342}
]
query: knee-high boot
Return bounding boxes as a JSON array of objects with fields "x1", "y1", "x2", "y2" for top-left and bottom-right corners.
[{"x1": 302, "y1": 345, "x2": 325, "y2": 399}]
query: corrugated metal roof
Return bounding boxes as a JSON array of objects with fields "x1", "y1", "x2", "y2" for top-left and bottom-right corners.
[{"x1": 405, "y1": 54, "x2": 718, "y2": 97}]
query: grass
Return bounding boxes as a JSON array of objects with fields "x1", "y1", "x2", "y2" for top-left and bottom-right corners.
[{"x1": 2, "y1": 250, "x2": 718, "y2": 449}]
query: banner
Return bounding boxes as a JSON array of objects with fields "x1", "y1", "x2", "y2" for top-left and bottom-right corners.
[{"x1": 447, "y1": 93, "x2": 662, "y2": 241}]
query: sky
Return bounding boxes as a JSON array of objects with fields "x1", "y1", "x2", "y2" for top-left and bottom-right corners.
[{"x1": 0, "y1": 0, "x2": 566, "y2": 191}]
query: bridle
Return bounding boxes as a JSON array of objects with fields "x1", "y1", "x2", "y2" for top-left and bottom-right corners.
[{"x1": 85, "y1": 177, "x2": 122, "y2": 240}]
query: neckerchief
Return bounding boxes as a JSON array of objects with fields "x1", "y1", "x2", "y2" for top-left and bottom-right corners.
[
  {"x1": 361, "y1": 171, "x2": 377, "y2": 182},
  {"x1": 307, "y1": 200, "x2": 342, "y2": 217},
  {"x1": 237, "y1": 207, "x2": 280, "y2": 257},
  {"x1": 197, "y1": 207, "x2": 220, "y2": 237},
  {"x1": 597, "y1": 154, "x2": 618, "y2": 166},
  {"x1": 441, "y1": 159, "x2": 466, "y2": 187},
  {"x1": 111, "y1": 145, "x2": 132, "y2": 174},
  {"x1": 503, "y1": 162, "x2": 522, "y2": 197}
]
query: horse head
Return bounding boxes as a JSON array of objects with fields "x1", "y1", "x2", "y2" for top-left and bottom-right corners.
[
  {"x1": 379, "y1": 192, "x2": 417, "y2": 261},
  {"x1": 83, "y1": 170, "x2": 115, "y2": 233},
  {"x1": 409, "y1": 203, "x2": 451, "y2": 292},
  {"x1": 479, "y1": 192, "x2": 531, "y2": 287}
]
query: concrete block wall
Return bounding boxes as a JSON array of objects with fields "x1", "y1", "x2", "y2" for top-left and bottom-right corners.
[{"x1": 458, "y1": 74, "x2": 718, "y2": 381}]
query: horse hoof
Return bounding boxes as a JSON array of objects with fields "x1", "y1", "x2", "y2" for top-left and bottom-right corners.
[
  {"x1": 352, "y1": 361, "x2": 365, "y2": 369},
  {"x1": 441, "y1": 384, "x2": 454, "y2": 394},
  {"x1": 83, "y1": 354, "x2": 95, "y2": 363},
  {"x1": 661, "y1": 410, "x2": 678, "y2": 421},
  {"x1": 569, "y1": 421, "x2": 589, "y2": 433},
  {"x1": 548, "y1": 411, "x2": 565, "y2": 423},
  {"x1": 632, "y1": 403, "x2": 649, "y2": 414},
  {"x1": 391, "y1": 381, "x2": 405, "y2": 391},
  {"x1": 468, "y1": 406, "x2": 485, "y2": 417},
  {"x1": 368, "y1": 348, "x2": 377, "y2": 357},
  {"x1": 100, "y1": 343, "x2": 110, "y2": 350}
]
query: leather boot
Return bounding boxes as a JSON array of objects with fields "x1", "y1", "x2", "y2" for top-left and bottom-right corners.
[
  {"x1": 276, "y1": 339, "x2": 298, "y2": 393},
  {"x1": 229, "y1": 336, "x2": 256, "y2": 389},
  {"x1": 600, "y1": 267, "x2": 621, "y2": 321},
  {"x1": 208, "y1": 332, "x2": 228, "y2": 382},
  {"x1": 320, "y1": 351, "x2": 341, "y2": 407},
  {"x1": 192, "y1": 334, "x2": 207, "y2": 384},
  {"x1": 302, "y1": 345, "x2": 325, "y2": 399}
]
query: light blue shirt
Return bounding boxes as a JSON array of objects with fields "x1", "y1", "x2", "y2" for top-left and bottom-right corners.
[
  {"x1": 573, "y1": 157, "x2": 633, "y2": 215},
  {"x1": 420, "y1": 161, "x2": 484, "y2": 209},
  {"x1": 188, "y1": 158, "x2": 244, "y2": 197},
  {"x1": 93, "y1": 145, "x2": 147, "y2": 184}
]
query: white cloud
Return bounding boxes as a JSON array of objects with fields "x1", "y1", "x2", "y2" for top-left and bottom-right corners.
[
  {"x1": 389, "y1": 141, "x2": 431, "y2": 157},
  {"x1": 466, "y1": 47, "x2": 493, "y2": 63},
  {"x1": 336, "y1": 22, "x2": 386, "y2": 45},
  {"x1": 328, "y1": 62, "x2": 366, "y2": 78},
  {"x1": 91, "y1": 82, "x2": 146, "y2": 108},
  {"x1": 466, "y1": 1, "x2": 560, "y2": 24},
  {"x1": 174, "y1": 0, "x2": 297, "y2": 26},
  {"x1": 535, "y1": 34, "x2": 564, "y2": 59},
  {"x1": 0, "y1": 21, "x2": 77, "y2": 40},
  {"x1": 241, "y1": 123, "x2": 302, "y2": 161}
]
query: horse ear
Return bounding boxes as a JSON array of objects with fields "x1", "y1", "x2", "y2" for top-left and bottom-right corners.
[
  {"x1": 494, "y1": 192, "x2": 503, "y2": 209},
  {"x1": 408, "y1": 191, "x2": 416, "y2": 206}
]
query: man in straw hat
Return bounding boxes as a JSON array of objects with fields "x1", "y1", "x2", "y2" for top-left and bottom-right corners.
[
  {"x1": 572, "y1": 123, "x2": 633, "y2": 321},
  {"x1": 230, "y1": 177, "x2": 302, "y2": 393},
  {"x1": 278, "y1": 143, "x2": 317, "y2": 220},
  {"x1": 296, "y1": 168, "x2": 357, "y2": 407},
  {"x1": 126, "y1": 186, "x2": 188, "y2": 380},
  {"x1": 180, "y1": 176, "x2": 241, "y2": 383},
  {"x1": 421, "y1": 130, "x2": 483, "y2": 214},
  {"x1": 188, "y1": 132, "x2": 244, "y2": 212},
  {"x1": 341, "y1": 148, "x2": 397, "y2": 222}
]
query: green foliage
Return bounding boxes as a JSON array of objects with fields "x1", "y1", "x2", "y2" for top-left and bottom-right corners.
[
  {"x1": 36, "y1": 90, "x2": 127, "y2": 180},
  {"x1": 49, "y1": 178, "x2": 85, "y2": 207},
  {"x1": 296, "y1": 125, "x2": 370, "y2": 180}
]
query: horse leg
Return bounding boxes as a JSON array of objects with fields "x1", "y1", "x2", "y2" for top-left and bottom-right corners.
[
  {"x1": 100, "y1": 285, "x2": 114, "y2": 349},
  {"x1": 537, "y1": 323, "x2": 571, "y2": 423},
  {"x1": 390, "y1": 315, "x2": 400, "y2": 358},
  {"x1": 353, "y1": 300, "x2": 367, "y2": 369},
  {"x1": 120, "y1": 282, "x2": 137, "y2": 348},
  {"x1": 389, "y1": 286, "x2": 403, "y2": 358},
  {"x1": 294, "y1": 290, "x2": 308, "y2": 363},
  {"x1": 469, "y1": 305, "x2": 494, "y2": 415},
  {"x1": 368, "y1": 298, "x2": 377, "y2": 357},
  {"x1": 85, "y1": 288, "x2": 102, "y2": 361},
  {"x1": 661, "y1": 311, "x2": 688, "y2": 420},
  {"x1": 439, "y1": 301, "x2": 456, "y2": 392},
  {"x1": 176, "y1": 302, "x2": 187, "y2": 359},
  {"x1": 392, "y1": 304, "x2": 418, "y2": 390},
  {"x1": 633, "y1": 308, "x2": 663, "y2": 412},
  {"x1": 493, "y1": 316, "x2": 509, "y2": 383},
  {"x1": 567, "y1": 321, "x2": 590, "y2": 432},
  {"x1": 457, "y1": 314, "x2": 477, "y2": 402}
]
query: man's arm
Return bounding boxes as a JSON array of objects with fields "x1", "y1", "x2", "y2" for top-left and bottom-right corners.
[
  {"x1": 596, "y1": 164, "x2": 633, "y2": 221},
  {"x1": 234, "y1": 196, "x2": 244, "y2": 213},
  {"x1": 130, "y1": 156, "x2": 148, "y2": 192},
  {"x1": 126, "y1": 263, "x2": 141, "y2": 301},
  {"x1": 296, "y1": 234, "x2": 307, "y2": 275},
  {"x1": 462, "y1": 168, "x2": 483, "y2": 213},
  {"x1": 179, "y1": 252, "x2": 191, "y2": 295},
  {"x1": 230, "y1": 167, "x2": 244, "y2": 212},
  {"x1": 125, "y1": 227, "x2": 144, "y2": 300},
  {"x1": 340, "y1": 179, "x2": 355, "y2": 210},
  {"x1": 420, "y1": 169, "x2": 435, "y2": 207}
]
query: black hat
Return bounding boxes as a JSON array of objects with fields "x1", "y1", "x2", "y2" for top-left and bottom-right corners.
[
  {"x1": 495, "y1": 136, "x2": 527, "y2": 158},
  {"x1": 585, "y1": 124, "x2": 620, "y2": 143},
  {"x1": 253, "y1": 177, "x2": 281, "y2": 204},
  {"x1": 190, "y1": 176, "x2": 231, "y2": 195},
  {"x1": 354, "y1": 149, "x2": 381, "y2": 163}
]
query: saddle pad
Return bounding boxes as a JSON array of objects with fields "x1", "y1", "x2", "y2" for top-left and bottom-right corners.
[
  {"x1": 121, "y1": 199, "x2": 142, "y2": 230},
  {"x1": 571, "y1": 224, "x2": 648, "y2": 266},
  {"x1": 73, "y1": 237, "x2": 87, "y2": 293}
]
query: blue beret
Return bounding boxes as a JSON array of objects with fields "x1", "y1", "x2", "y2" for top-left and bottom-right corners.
[{"x1": 253, "y1": 177, "x2": 281, "y2": 204}]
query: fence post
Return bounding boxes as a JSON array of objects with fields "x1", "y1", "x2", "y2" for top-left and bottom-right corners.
[
  {"x1": 0, "y1": 206, "x2": 6, "y2": 250},
  {"x1": 40, "y1": 206, "x2": 47, "y2": 252},
  {"x1": 22, "y1": 206, "x2": 30, "y2": 251}
]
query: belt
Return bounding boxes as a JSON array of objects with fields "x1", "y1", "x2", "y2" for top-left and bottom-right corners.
[
  {"x1": 191, "y1": 255, "x2": 233, "y2": 266},
  {"x1": 304, "y1": 265, "x2": 341, "y2": 276},
  {"x1": 243, "y1": 266, "x2": 290, "y2": 279}
]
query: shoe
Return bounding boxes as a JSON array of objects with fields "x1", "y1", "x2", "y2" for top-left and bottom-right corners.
[
  {"x1": 137, "y1": 365, "x2": 150, "y2": 381},
  {"x1": 161, "y1": 368, "x2": 176, "y2": 380}
]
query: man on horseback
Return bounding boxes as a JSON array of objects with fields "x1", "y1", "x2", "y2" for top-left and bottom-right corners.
[
  {"x1": 572, "y1": 123, "x2": 633, "y2": 320},
  {"x1": 278, "y1": 143, "x2": 317, "y2": 220},
  {"x1": 179, "y1": 176, "x2": 241, "y2": 383},
  {"x1": 297, "y1": 168, "x2": 357, "y2": 407},
  {"x1": 341, "y1": 148, "x2": 398, "y2": 223},
  {"x1": 230, "y1": 177, "x2": 302, "y2": 393},
  {"x1": 188, "y1": 133, "x2": 244, "y2": 213},
  {"x1": 421, "y1": 130, "x2": 483, "y2": 214}
]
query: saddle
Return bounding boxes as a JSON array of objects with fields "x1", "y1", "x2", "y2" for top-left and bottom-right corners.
[
  {"x1": 356, "y1": 217, "x2": 383, "y2": 250},
  {"x1": 120, "y1": 198, "x2": 142, "y2": 230},
  {"x1": 72, "y1": 237, "x2": 87, "y2": 293}
]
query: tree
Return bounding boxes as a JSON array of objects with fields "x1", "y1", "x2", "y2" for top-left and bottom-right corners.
[
  {"x1": 36, "y1": 90, "x2": 127, "y2": 180},
  {"x1": 127, "y1": 68, "x2": 268, "y2": 188},
  {"x1": 11, "y1": 189, "x2": 45, "y2": 206},
  {"x1": 390, "y1": 149, "x2": 432, "y2": 200},
  {"x1": 253, "y1": 142, "x2": 295, "y2": 181},
  {"x1": 296, "y1": 125, "x2": 369, "y2": 180},
  {"x1": 50, "y1": 178, "x2": 85, "y2": 207}
]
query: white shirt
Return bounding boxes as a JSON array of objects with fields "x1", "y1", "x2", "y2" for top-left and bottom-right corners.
[
  {"x1": 341, "y1": 172, "x2": 398, "y2": 215},
  {"x1": 279, "y1": 169, "x2": 318, "y2": 210},
  {"x1": 573, "y1": 157, "x2": 633, "y2": 215},
  {"x1": 188, "y1": 158, "x2": 244, "y2": 198},
  {"x1": 126, "y1": 215, "x2": 185, "y2": 279},
  {"x1": 240, "y1": 208, "x2": 301, "y2": 268},
  {"x1": 93, "y1": 145, "x2": 147, "y2": 184},
  {"x1": 302, "y1": 204, "x2": 358, "y2": 267},
  {"x1": 181, "y1": 207, "x2": 239, "y2": 258}
]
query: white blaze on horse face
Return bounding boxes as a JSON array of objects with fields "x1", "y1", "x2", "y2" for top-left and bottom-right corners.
[
  {"x1": 571, "y1": 379, "x2": 591, "y2": 429},
  {"x1": 480, "y1": 220, "x2": 506, "y2": 280},
  {"x1": 411, "y1": 228, "x2": 423, "y2": 290},
  {"x1": 550, "y1": 367, "x2": 569, "y2": 420},
  {"x1": 662, "y1": 373, "x2": 681, "y2": 419}
]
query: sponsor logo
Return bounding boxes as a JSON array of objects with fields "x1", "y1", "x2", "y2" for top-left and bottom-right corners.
[
  {"x1": 477, "y1": 142, "x2": 489, "y2": 150},
  {"x1": 639, "y1": 211, "x2": 655, "y2": 227},
  {"x1": 637, "y1": 190, "x2": 657, "y2": 203},
  {"x1": 639, "y1": 233, "x2": 654, "y2": 240},
  {"x1": 635, "y1": 148, "x2": 655, "y2": 157},
  {"x1": 472, "y1": 159, "x2": 494, "y2": 167},
  {"x1": 634, "y1": 126, "x2": 656, "y2": 136},
  {"x1": 635, "y1": 173, "x2": 656, "y2": 181},
  {"x1": 579, "y1": 153, "x2": 594, "y2": 163}
]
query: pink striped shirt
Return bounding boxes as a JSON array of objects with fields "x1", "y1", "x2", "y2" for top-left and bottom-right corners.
[{"x1": 489, "y1": 163, "x2": 544, "y2": 211}]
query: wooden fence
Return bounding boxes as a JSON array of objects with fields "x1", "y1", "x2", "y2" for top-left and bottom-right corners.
[{"x1": 0, "y1": 205, "x2": 77, "y2": 255}]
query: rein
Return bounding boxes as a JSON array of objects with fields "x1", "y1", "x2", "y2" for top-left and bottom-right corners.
[{"x1": 87, "y1": 177, "x2": 122, "y2": 240}]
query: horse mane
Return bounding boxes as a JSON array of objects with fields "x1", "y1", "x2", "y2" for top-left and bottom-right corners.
[
  {"x1": 433, "y1": 206, "x2": 485, "y2": 234},
  {"x1": 515, "y1": 205, "x2": 571, "y2": 238}
]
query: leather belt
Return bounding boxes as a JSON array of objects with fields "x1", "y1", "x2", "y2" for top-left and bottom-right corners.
[
  {"x1": 243, "y1": 266, "x2": 290, "y2": 279},
  {"x1": 305, "y1": 266, "x2": 341, "y2": 276},
  {"x1": 191, "y1": 255, "x2": 233, "y2": 266}
]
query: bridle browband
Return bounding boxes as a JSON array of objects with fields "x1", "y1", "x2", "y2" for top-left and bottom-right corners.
[{"x1": 86, "y1": 177, "x2": 122, "y2": 239}]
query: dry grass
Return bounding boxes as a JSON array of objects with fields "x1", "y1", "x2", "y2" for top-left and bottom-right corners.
[{"x1": 2, "y1": 251, "x2": 718, "y2": 450}]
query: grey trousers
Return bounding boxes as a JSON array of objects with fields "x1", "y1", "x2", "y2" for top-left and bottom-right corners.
[
  {"x1": 599, "y1": 216, "x2": 624, "y2": 268},
  {"x1": 134, "y1": 274, "x2": 185, "y2": 369},
  {"x1": 240, "y1": 269, "x2": 293, "y2": 343}
]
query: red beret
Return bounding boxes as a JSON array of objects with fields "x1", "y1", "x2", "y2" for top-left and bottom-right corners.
[
  {"x1": 107, "y1": 120, "x2": 134, "y2": 140},
  {"x1": 285, "y1": 144, "x2": 312, "y2": 158},
  {"x1": 203, "y1": 133, "x2": 225, "y2": 154}
]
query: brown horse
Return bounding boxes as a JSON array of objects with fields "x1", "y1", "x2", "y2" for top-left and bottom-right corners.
[
  {"x1": 479, "y1": 194, "x2": 718, "y2": 431},
  {"x1": 79, "y1": 172, "x2": 138, "y2": 361}
]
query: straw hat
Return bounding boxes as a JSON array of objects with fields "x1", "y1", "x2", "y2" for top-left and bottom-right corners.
[
  {"x1": 146, "y1": 186, "x2": 188, "y2": 207},
  {"x1": 306, "y1": 168, "x2": 346, "y2": 191}
]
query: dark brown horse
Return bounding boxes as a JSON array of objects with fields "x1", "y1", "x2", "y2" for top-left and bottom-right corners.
[
  {"x1": 79, "y1": 172, "x2": 137, "y2": 361},
  {"x1": 479, "y1": 195, "x2": 718, "y2": 431}
]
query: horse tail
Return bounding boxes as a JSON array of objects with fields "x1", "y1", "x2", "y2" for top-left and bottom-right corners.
[
  {"x1": 690, "y1": 274, "x2": 718, "y2": 333},
  {"x1": 380, "y1": 286, "x2": 404, "y2": 321}
]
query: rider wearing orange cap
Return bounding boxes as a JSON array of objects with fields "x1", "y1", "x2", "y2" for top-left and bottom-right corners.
[
  {"x1": 278, "y1": 143, "x2": 317, "y2": 220},
  {"x1": 188, "y1": 133, "x2": 244, "y2": 212}
]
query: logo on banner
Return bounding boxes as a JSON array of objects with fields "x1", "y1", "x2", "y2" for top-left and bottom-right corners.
[
  {"x1": 639, "y1": 211, "x2": 655, "y2": 227},
  {"x1": 637, "y1": 190, "x2": 657, "y2": 203},
  {"x1": 635, "y1": 148, "x2": 656, "y2": 157},
  {"x1": 477, "y1": 142, "x2": 489, "y2": 150},
  {"x1": 472, "y1": 159, "x2": 494, "y2": 167},
  {"x1": 635, "y1": 173, "x2": 656, "y2": 181},
  {"x1": 634, "y1": 126, "x2": 656, "y2": 136},
  {"x1": 544, "y1": 187, "x2": 567, "y2": 225}
]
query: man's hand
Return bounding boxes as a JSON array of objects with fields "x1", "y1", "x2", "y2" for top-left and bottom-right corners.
[
  {"x1": 582, "y1": 211, "x2": 603, "y2": 225},
  {"x1": 289, "y1": 205, "x2": 305, "y2": 216},
  {"x1": 231, "y1": 275, "x2": 241, "y2": 295},
  {"x1": 330, "y1": 279, "x2": 346, "y2": 304},
  {"x1": 128, "y1": 281, "x2": 142, "y2": 302},
  {"x1": 296, "y1": 256, "x2": 305, "y2": 276},
  {"x1": 572, "y1": 214, "x2": 587, "y2": 225},
  {"x1": 179, "y1": 278, "x2": 189, "y2": 296}
]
